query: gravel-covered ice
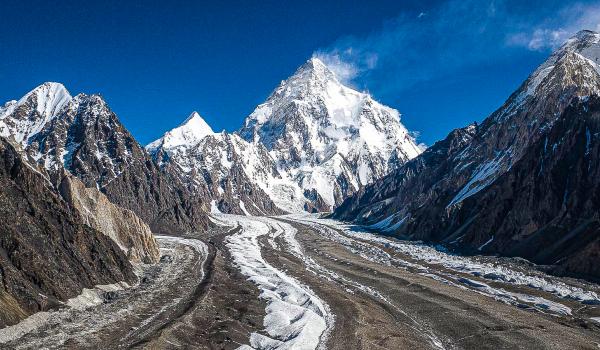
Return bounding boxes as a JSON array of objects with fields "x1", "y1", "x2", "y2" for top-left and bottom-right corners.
[
  {"x1": 212, "y1": 213, "x2": 333, "y2": 350},
  {"x1": 287, "y1": 213, "x2": 600, "y2": 316}
]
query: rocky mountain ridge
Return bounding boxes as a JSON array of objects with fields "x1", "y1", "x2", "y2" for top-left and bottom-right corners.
[
  {"x1": 148, "y1": 57, "x2": 422, "y2": 214},
  {"x1": 1, "y1": 83, "x2": 209, "y2": 234},
  {"x1": 0, "y1": 137, "x2": 137, "y2": 328},
  {"x1": 0, "y1": 83, "x2": 173, "y2": 327},
  {"x1": 333, "y1": 30, "x2": 600, "y2": 280}
]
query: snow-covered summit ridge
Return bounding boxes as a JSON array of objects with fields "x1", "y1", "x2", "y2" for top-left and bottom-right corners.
[
  {"x1": 240, "y1": 56, "x2": 420, "y2": 157},
  {"x1": 519, "y1": 30, "x2": 600, "y2": 101},
  {"x1": 237, "y1": 56, "x2": 422, "y2": 208},
  {"x1": 146, "y1": 111, "x2": 214, "y2": 152},
  {"x1": 17, "y1": 82, "x2": 72, "y2": 119},
  {"x1": 562, "y1": 30, "x2": 600, "y2": 61},
  {"x1": 241, "y1": 57, "x2": 388, "y2": 135},
  {"x1": 450, "y1": 30, "x2": 600, "y2": 207},
  {"x1": 0, "y1": 82, "x2": 72, "y2": 144}
]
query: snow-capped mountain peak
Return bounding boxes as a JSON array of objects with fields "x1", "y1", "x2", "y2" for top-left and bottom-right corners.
[
  {"x1": 238, "y1": 56, "x2": 422, "y2": 210},
  {"x1": 563, "y1": 30, "x2": 600, "y2": 59},
  {"x1": 545, "y1": 30, "x2": 600, "y2": 70},
  {"x1": 18, "y1": 82, "x2": 72, "y2": 119},
  {"x1": 241, "y1": 57, "x2": 353, "y2": 132},
  {"x1": 296, "y1": 56, "x2": 337, "y2": 80},
  {"x1": 516, "y1": 30, "x2": 600, "y2": 104},
  {"x1": 306, "y1": 56, "x2": 328, "y2": 69},
  {"x1": 144, "y1": 56, "x2": 422, "y2": 213},
  {"x1": 181, "y1": 111, "x2": 213, "y2": 131},
  {"x1": 0, "y1": 82, "x2": 72, "y2": 144},
  {"x1": 240, "y1": 57, "x2": 415, "y2": 148},
  {"x1": 146, "y1": 111, "x2": 214, "y2": 152}
]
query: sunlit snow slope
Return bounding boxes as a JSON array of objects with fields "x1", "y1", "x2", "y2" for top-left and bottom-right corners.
[{"x1": 148, "y1": 57, "x2": 422, "y2": 214}]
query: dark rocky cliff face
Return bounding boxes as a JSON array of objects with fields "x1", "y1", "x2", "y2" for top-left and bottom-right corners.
[
  {"x1": 28, "y1": 94, "x2": 209, "y2": 234},
  {"x1": 0, "y1": 138, "x2": 135, "y2": 328},
  {"x1": 441, "y1": 97, "x2": 600, "y2": 280},
  {"x1": 334, "y1": 31, "x2": 600, "y2": 280}
]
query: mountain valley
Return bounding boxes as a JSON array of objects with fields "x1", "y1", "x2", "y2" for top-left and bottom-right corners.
[{"x1": 2, "y1": 30, "x2": 600, "y2": 350}]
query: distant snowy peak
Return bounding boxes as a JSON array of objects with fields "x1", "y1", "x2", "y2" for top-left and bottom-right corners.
[
  {"x1": 518, "y1": 30, "x2": 600, "y2": 103},
  {"x1": 241, "y1": 57, "x2": 366, "y2": 138},
  {"x1": 21, "y1": 82, "x2": 72, "y2": 118},
  {"x1": 236, "y1": 56, "x2": 421, "y2": 209},
  {"x1": 240, "y1": 56, "x2": 420, "y2": 158},
  {"x1": 147, "y1": 123, "x2": 286, "y2": 215},
  {"x1": 146, "y1": 111, "x2": 214, "y2": 152},
  {"x1": 0, "y1": 82, "x2": 72, "y2": 144}
]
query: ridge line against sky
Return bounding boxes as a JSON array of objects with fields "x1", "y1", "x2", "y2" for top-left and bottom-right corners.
[{"x1": 2, "y1": 0, "x2": 600, "y2": 146}]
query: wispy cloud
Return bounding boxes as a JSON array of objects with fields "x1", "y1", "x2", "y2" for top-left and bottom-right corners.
[
  {"x1": 312, "y1": 51, "x2": 361, "y2": 85},
  {"x1": 314, "y1": 1, "x2": 600, "y2": 93},
  {"x1": 506, "y1": 3, "x2": 600, "y2": 50},
  {"x1": 313, "y1": 49, "x2": 378, "y2": 86}
]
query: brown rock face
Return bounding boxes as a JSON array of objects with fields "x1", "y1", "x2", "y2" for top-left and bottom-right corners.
[
  {"x1": 27, "y1": 94, "x2": 209, "y2": 234},
  {"x1": 334, "y1": 31, "x2": 600, "y2": 281},
  {"x1": 444, "y1": 97, "x2": 600, "y2": 280},
  {"x1": 0, "y1": 138, "x2": 135, "y2": 328},
  {"x1": 58, "y1": 174, "x2": 160, "y2": 264}
]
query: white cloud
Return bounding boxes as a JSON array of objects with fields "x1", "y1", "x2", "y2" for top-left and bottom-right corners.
[
  {"x1": 506, "y1": 3, "x2": 600, "y2": 51},
  {"x1": 313, "y1": 0, "x2": 510, "y2": 91},
  {"x1": 313, "y1": 1, "x2": 600, "y2": 95},
  {"x1": 313, "y1": 48, "x2": 379, "y2": 87},
  {"x1": 313, "y1": 51, "x2": 359, "y2": 85}
]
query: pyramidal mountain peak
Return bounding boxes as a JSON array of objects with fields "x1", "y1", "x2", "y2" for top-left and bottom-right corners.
[
  {"x1": 252, "y1": 56, "x2": 351, "y2": 114},
  {"x1": 146, "y1": 111, "x2": 214, "y2": 153},
  {"x1": 17, "y1": 82, "x2": 72, "y2": 108},
  {"x1": 19, "y1": 82, "x2": 72, "y2": 121},
  {"x1": 147, "y1": 56, "x2": 421, "y2": 214},
  {"x1": 295, "y1": 56, "x2": 336, "y2": 80},
  {"x1": 179, "y1": 111, "x2": 214, "y2": 136},
  {"x1": 0, "y1": 82, "x2": 72, "y2": 145}
]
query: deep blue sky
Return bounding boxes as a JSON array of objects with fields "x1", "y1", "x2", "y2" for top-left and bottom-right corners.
[{"x1": 1, "y1": 1, "x2": 599, "y2": 145}]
